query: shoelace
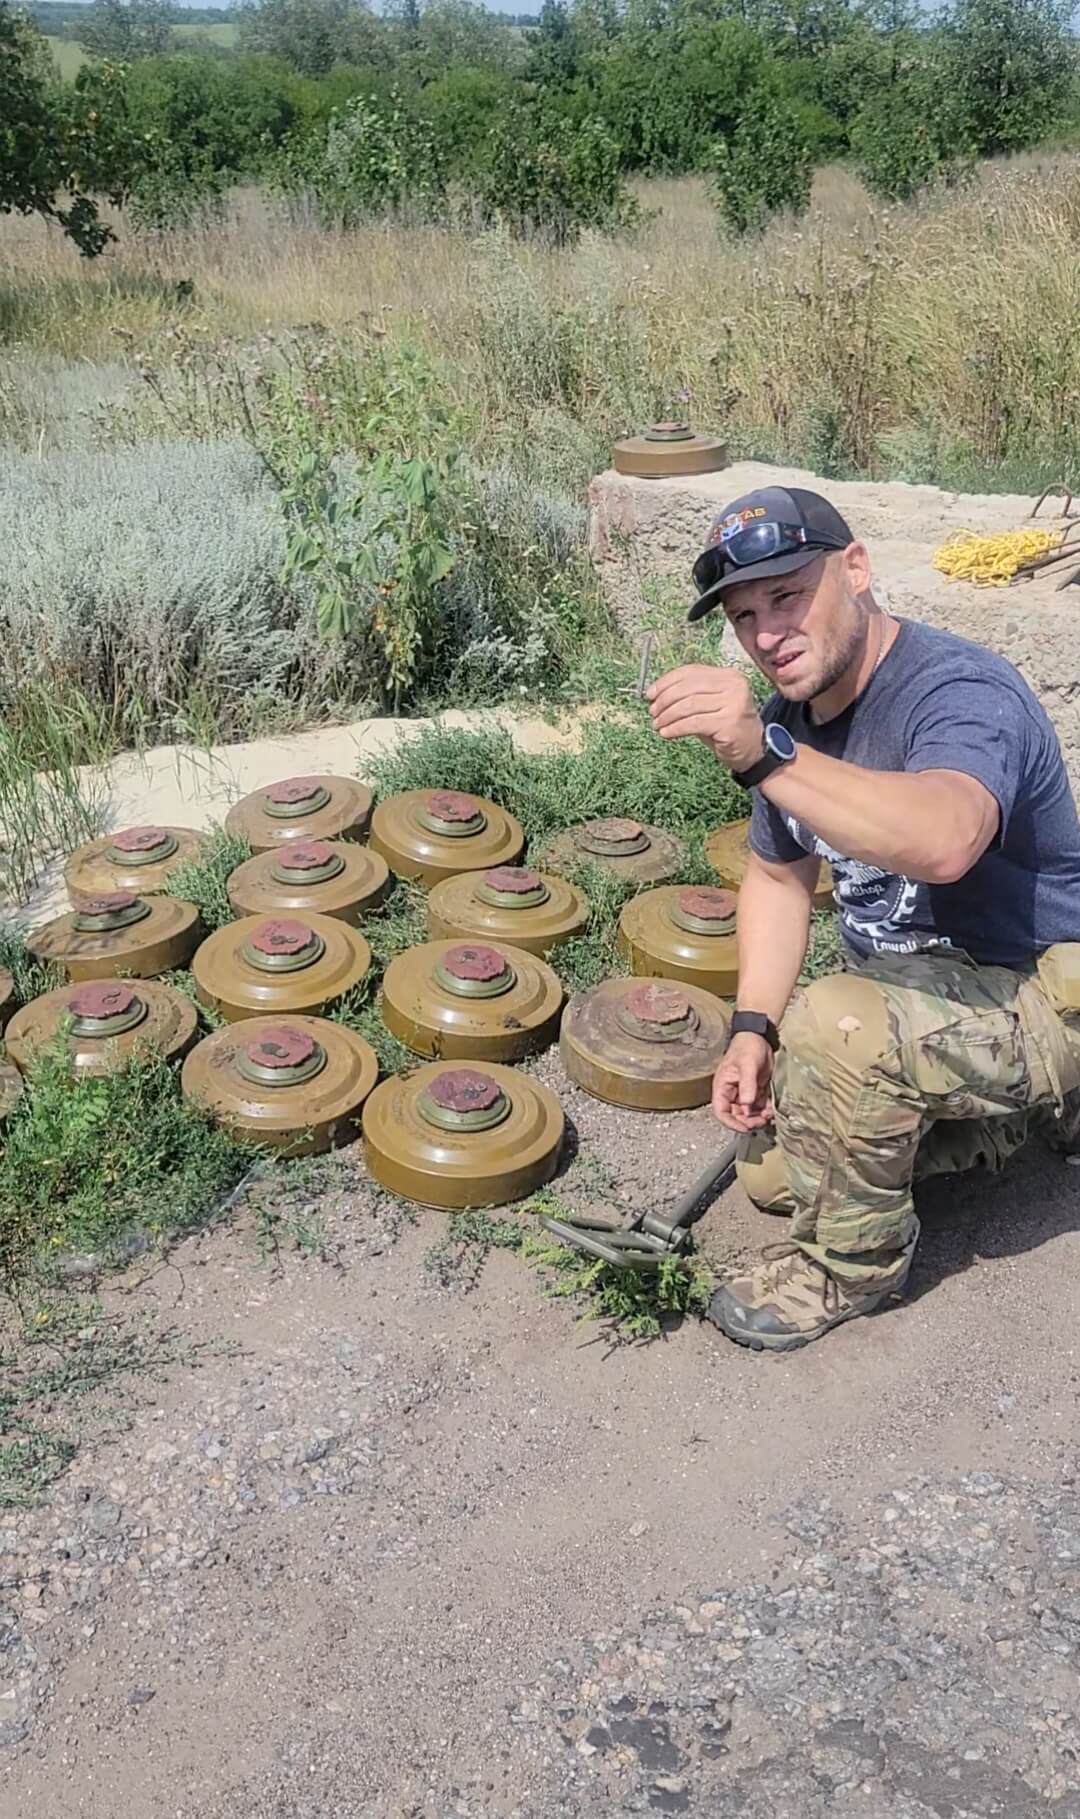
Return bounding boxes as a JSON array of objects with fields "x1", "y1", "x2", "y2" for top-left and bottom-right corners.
[{"x1": 757, "y1": 1242, "x2": 840, "y2": 1313}]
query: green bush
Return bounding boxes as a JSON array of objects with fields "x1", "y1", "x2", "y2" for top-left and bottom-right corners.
[
  {"x1": 469, "y1": 110, "x2": 639, "y2": 246},
  {"x1": 0, "y1": 1041, "x2": 252, "y2": 1282},
  {"x1": 276, "y1": 88, "x2": 446, "y2": 224},
  {"x1": 851, "y1": 85, "x2": 956, "y2": 199},
  {"x1": 708, "y1": 94, "x2": 812, "y2": 235}
]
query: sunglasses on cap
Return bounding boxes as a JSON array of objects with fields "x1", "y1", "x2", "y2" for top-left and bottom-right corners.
[{"x1": 692, "y1": 520, "x2": 850, "y2": 595}]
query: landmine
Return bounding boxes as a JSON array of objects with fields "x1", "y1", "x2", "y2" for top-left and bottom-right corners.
[
  {"x1": 381, "y1": 939, "x2": 563, "y2": 1063},
  {"x1": 706, "y1": 816, "x2": 835, "y2": 912},
  {"x1": 612, "y1": 421, "x2": 728, "y2": 480},
  {"x1": 426, "y1": 865, "x2": 589, "y2": 956},
  {"x1": 560, "y1": 978, "x2": 731, "y2": 1110},
  {"x1": 617, "y1": 885, "x2": 738, "y2": 1000},
  {"x1": 227, "y1": 839, "x2": 390, "y2": 926},
  {"x1": 28, "y1": 893, "x2": 201, "y2": 981},
  {"x1": 65, "y1": 826, "x2": 208, "y2": 907},
  {"x1": 6, "y1": 980, "x2": 198, "y2": 1078},
  {"x1": 192, "y1": 914, "x2": 370, "y2": 1022},
  {"x1": 369, "y1": 790, "x2": 525, "y2": 887},
  {"x1": 362, "y1": 1063, "x2": 564, "y2": 1209},
  {"x1": 541, "y1": 817, "x2": 686, "y2": 886},
  {"x1": 182, "y1": 1015, "x2": 379, "y2": 1154},
  {"x1": 225, "y1": 776, "x2": 373, "y2": 853}
]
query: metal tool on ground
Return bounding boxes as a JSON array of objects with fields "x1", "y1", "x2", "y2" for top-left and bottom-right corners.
[
  {"x1": 0, "y1": 1059, "x2": 24, "y2": 1123},
  {"x1": 539, "y1": 1136, "x2": 740, "y2": 1272},
  {"x1": 6, "y1": 980, "x2": 198, "y2": 1078},
  {"x1": 181, "y1": 1014, "x2": 379, "y2": 1153},
  {"x1": 0, "y1": 966, "x2": 15, "y2": 1032},
  {"x1": 191, "y1": 913, "x2": 370, "y2": 1022},
  {"x1": 381, "y1": 938, "x2": 563, "y2": 1062},
  {"x1": 27, "y1": 893, "x2": 201, "y2": 981},
  {"x1": 368, "y1": 790, "x2": 525, "y2": 887},
  {"x1": 65, "y1": 825, "x2": 208, "y2": 907},
  {"x1": 426, "y1": 865, "x2": 589, "y2": 956},
  {"x1": 1029, "y1": 484, "x2": 1076, "y2": 520},
  {"x1": 705, "y1": 816, "x2": 834, "y2": 911},
  {"x1": 225, "y1": 776, "x2": 373, "y2": 853},
  {"x1": 560, "y1": 978, "x2": 732, "y2": 1110},
  {"x1": 541, "y1": 818, "x2": 687, "y2": 886},
  {"x1": 618, "y1": 885, "x2": 739, "y2": 999},
  {"x1": 1013, "y1": 521, "x2": 1080, "y2": 592},
  {"x1": 362, "y1": 1062, "x2": 564, "y2": 1209},
  {"x1": 227, "y1": 839, "x2": 390, "y2": 926},
  {"x1": 612, "y1": 421, "x2": 728, "y2": 480}
]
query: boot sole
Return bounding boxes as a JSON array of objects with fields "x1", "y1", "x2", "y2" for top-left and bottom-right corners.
[{"x1": 708, "y1": 1283, "x2": 906, "y2": 1353}]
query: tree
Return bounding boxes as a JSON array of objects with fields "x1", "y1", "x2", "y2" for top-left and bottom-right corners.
[
  {"x1": 237, "y1": 0, "x2": 382, "y2": 76},
  {"x1": 0, "y1": 2, "x2": 111, "y2": 254},
  {"x1": 941, "y1": 0, "x2": 1075, "y2": 159},
  {"x1": 524, "y1": 0, "x2": 581, "y2": 88},
  {"x1": 77, "y1": 0, "x2": 174, "y2": 60},
  {"x1": 470, "y1": 108, "x2": 639, "y2": 245},
  {"x1": 708, "y1": 92, "x2": 811, "y2": 232}
]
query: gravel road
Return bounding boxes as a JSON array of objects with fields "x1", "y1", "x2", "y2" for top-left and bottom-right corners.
[{"x1": 3, "y1": 1063, "x2": 1079, "y2": 1818}]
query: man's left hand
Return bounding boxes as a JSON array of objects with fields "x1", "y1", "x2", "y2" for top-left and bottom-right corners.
[{"x1": 647, "y1": 665, "x2": 765, "y2": 772}]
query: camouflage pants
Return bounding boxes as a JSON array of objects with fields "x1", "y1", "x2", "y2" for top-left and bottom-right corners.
[{"x1": 736, "y1": 947, "x2": 1080, "y2": 1289}]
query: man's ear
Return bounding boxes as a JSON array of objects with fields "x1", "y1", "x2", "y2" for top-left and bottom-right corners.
[{"x1": 843, "y1": 541, "x2": 873, "y2": 597}]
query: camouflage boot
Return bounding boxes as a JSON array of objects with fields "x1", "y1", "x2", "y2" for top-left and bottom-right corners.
[{"x1": 708, "y1": 1241, "x2": 913, "y2": 1353}]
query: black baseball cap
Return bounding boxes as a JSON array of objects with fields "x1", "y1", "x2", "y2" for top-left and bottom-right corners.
[{"x1": 688, "y1": 486, "x2": 854, "y2": 623}]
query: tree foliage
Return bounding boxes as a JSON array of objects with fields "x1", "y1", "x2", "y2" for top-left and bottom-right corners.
[
  {"x1": 0, "y1": 0, "x2": 111, "y2": 253},
  {"x1": 77, "y1": 0, "x2": 173, "y2": 60}
]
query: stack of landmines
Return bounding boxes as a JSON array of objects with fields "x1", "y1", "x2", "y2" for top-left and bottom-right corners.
[{"x1": 1, "y1": 774, "x2": 824, "y2": 1210}]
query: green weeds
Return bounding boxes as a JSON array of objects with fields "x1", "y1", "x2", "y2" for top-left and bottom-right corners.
[
  {"x1": 422, "y1": 1192, "x2": 714, "y2": 1340},
  {"x1": 164, "y1": 824, "x2": 252, "y2": 931},
  {"x1": 0, "y1": 1038, "x2": 252, "y2": 1284},
  {"x1": 366, "y1": 711, "x2": 747, "y2": 859}
]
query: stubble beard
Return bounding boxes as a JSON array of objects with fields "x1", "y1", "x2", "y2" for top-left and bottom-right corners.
[{"x1": 777, "y1": 610, "x2": 867, "y2": 704}]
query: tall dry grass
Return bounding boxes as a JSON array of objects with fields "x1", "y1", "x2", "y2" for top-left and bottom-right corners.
[{"x1": 4, "y1": 155, "x2": 1080, "y2": 484}]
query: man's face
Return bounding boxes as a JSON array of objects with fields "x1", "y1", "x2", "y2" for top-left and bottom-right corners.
[{"x1": 721, "y1": 545, "x2": 870, "y2": 703}]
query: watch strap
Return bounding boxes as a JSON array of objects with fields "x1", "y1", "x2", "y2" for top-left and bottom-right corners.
[
  {"x1": 732, "y1": 747, "x2": 787, "y2": 789},
  {"x1": 729, "y1": 1010, "x2": 780, "y2": 1052}
]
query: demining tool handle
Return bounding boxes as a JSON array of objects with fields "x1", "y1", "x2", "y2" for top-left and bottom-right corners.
[{"x1": 654, "y1": 1135, "x2": 741, "y2": 1235}]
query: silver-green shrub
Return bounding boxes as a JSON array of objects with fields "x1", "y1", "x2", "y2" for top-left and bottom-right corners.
[{"x1": 0, "y1": 439, "x2": 336, "y2": 739}]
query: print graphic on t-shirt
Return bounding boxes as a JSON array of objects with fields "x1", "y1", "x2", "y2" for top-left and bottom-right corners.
[{"x1": 783, "y1": 815, "x2": 950, "y2": 955}]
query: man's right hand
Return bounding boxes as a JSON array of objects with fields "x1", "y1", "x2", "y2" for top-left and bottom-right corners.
[{"x1": 712, "y1": 1031, "x2": 776, "y2": 1132}]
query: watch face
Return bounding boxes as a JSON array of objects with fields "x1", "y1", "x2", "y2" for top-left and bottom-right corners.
[{"x1": 765, "y1": 724, "x2": 797, "y2": 762}]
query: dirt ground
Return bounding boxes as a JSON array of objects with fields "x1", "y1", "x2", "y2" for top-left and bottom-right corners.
[{"x1": 3, "y1": 1043, "x2": 1080, "y2": 1819}]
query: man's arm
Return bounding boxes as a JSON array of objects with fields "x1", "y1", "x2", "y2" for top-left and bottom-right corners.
[
  {"x1": 758, "y1": 746, "x2": 999, "y2": 885},
  {"x1": 647, "y1": 665, "x2": 1000, "y2": 885},
  {"x1": 712, "y1": 850, "x2": 817, "y2": 1132}
]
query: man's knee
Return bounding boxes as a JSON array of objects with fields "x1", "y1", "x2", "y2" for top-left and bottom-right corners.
[
  {"x1": 735, "y1": 1129, "x2": 793, "y2": 1213},
  {"x1": 781, "y1": 972, "x2": 893, "y2": 1073}
]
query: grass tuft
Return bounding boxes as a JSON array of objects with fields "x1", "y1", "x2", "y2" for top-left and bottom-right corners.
[
  {"x1": 367, "y1": 712, "x2": 747, "y2": 857},
  {"x1": 0, "y1": 918, "x2": 65, "y2": 1004},
  {"x1": 521, "y1": 1196, "x2": 715, "y2": 1341},
  {"x1": 164, "y1": 824, "x2": 251, "y2": 930},
  {"x1": 0, "y1": 1036, "x2": 253, "y2": 1284}
]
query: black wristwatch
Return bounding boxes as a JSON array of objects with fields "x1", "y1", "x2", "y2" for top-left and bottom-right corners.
[
  {"x1": 728, "y1": 1010, "x2": 780, "y2": 1051},
  {"x1": 732, "y1": 723, "x2": 797, "y2": 789}
]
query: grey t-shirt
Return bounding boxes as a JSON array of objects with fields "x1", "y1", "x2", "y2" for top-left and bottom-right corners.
[{"x1": 749, "y1": 618, "x2": 1080, "y2": 966}]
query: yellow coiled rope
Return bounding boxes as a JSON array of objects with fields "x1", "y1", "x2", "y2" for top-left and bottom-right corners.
[{"x1": 933, "y1": 528, "x2": 1062, "y2": 587}]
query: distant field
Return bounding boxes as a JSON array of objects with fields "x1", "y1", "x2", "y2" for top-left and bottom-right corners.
[
  {"x1": 48, "y1": 19, "x2": 238, "y2": 78},
  {"x1": 172, "y1": 20, "x2": 239, "y2": 46},
  {"x1": 49, "y1": 35, "x2": 88, "y2": 77}
]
